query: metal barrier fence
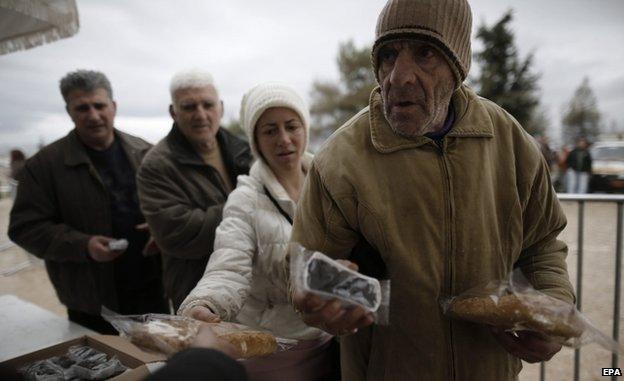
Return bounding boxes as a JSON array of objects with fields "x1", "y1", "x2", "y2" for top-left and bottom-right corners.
[{"x1": 538, "y1": 194, "x2": 624, "y2": 381}]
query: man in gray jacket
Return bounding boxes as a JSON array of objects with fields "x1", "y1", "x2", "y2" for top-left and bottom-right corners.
[
  {"x1": 9, "y1": 70, "x2": 167, "y2": 333},
  {"x1": 137, "y1": 69, "x2": 252, "y2": 310}
]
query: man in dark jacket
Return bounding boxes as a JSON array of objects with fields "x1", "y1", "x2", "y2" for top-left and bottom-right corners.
[
  {"x1": 565, "y1": 137, "x2": 592, "y2": 193},
  {"x1": 8, "y1": 70, "x2": 167, "y2": 334},
  {"x1": 137, "y1": 69, "x2": 252, "y2": 310}
]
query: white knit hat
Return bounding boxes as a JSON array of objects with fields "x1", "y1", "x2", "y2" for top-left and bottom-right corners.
[{"x1": 240, "y1": 82, "x2": 310, "y2": 159}]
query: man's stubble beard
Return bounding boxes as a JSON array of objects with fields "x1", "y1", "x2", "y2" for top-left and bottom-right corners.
[{"x1": 382, "y1": 81, "x2": 454, "y2": 139}]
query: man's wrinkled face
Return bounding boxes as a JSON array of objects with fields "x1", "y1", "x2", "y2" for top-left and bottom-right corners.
[
  {"x1": 66, "y1": 88, "x2": 116, "y2": 148},
  {"x1": 377, "y1": 39, "x2": 456, "y2": 137},
  {"x1": 170, "y1": 85, "x2": 223, "y2": 151}
]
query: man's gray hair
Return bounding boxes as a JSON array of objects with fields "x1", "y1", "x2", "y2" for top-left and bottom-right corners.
[
  {"x1": 59, "y1": 70, "x2": 113, "y2": 102},
  {"x1": 169, "y1": 69, "x2": 219, "y2": 101}
]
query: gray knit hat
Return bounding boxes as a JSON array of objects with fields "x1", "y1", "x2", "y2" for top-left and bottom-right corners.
[
  {"x1": 372, "y1": 0, "x2": 472, "y2": 88},
  {"x1": 240, "y1": 82, "x2": 310, "y2": 160}
]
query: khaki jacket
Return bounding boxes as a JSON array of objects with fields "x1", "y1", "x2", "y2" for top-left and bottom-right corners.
[
  {"x1": 8, "y1": 130, "x2": 152, "y2": 314},
  {"x1": 291, "y1": 86, "x2": 575, "y2": 381},
  {"x1": 137, "y1": 125, "x2": 252, "y2": 309}
]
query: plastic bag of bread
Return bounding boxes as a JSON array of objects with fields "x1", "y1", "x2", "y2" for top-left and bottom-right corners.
[
  {"x1": 102, "y1": 307, "x2": 200, "y2": 355},
  {"x1": 290, "y1": 243, "x2": 391, "y2": 324},
  {"x1": 208, "y1": 321, "x2": 297, "y2": 359},
  {"x1": 102, "y1": 308, "x2": 296, "y2": 359},
  {"x1": 441, "y1": 269, "x2": 620, "y2": 353}
]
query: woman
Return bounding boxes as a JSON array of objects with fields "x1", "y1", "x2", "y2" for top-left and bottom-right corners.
[{"x1": 178, "y1": 83, "x2": 335, "y2": 380}]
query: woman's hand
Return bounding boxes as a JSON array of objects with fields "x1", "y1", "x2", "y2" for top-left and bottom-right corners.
[{"x1": 187, "y1": 305, "x2": 221, "y2": 323}]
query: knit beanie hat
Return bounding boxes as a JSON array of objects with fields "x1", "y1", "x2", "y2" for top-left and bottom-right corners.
[
  {"x1": 372, "y1": 0, "x2": 472, "y2": 88},
  {"x1": 240, "y1": 82, "x2": 310, "y2": 160}
]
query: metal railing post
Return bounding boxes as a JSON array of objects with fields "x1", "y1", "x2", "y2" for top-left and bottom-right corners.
[
  {"x1": 612, "y1": 202, "x2": 623, "y2": 381},
  {"x1": 574, "y1": 201, "x2": 585, "y2": 381}
]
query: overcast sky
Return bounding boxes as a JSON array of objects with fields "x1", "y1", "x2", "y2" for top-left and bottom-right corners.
[{"x1": 1, "y1": 0, "x2": 623, "y2": 154}]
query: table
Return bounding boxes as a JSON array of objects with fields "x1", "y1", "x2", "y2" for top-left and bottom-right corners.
[{"x1": 0, "y1": 294, "x2": 94, "y2": 361}]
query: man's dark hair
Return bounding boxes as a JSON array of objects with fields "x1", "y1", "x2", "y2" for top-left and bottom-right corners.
[{"x1": 59, "y1": 70, "x2": 113, "y2": 102}]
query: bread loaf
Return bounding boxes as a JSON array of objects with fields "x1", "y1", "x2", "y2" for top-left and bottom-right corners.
[
  {"x1": 220, "y1": 330, "x2": 278, "y2": 358},
  {"x1": 448, "y1": 293, "x2": 584, "y2": 339},
  {"x1": 129, "y1": 319, "x2": 195, "y2": 354}
]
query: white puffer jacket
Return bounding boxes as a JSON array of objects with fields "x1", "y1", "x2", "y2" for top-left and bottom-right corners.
[{"x1": 178, "y1": 153, "x2": 323, "y2": 340}]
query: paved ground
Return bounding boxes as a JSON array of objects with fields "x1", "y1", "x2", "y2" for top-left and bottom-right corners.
[
  {"x1": 1, "y1": 197, "x2": 622, "y2": 380},
  {"x1": 0, "y1": 199, "x2": 65, "y2": 317}
]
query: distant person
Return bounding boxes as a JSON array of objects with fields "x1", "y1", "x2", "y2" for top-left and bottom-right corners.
[
  {"x1": 565, "y1": 137, "x2": 592, "y2": 193},
  {"x1": 536, "y1": 135, "x2": 556, "y2": 170},
  {"x1": 178, "y1": 83, "x2": 335, "y2": 381},
  {"x1": 555, "y1": 144, "x2": 571, "y2": 192},
  {"x1": 8, "y1": 149, "x2": 26, "y2": 199},
  {"x1": 137, "y1": 69, "x2": 252, "y2": 310},
  {"x1": 9, "y1": 149, "x2": 26, "y2": 179},
  {"x1": 8, "y1": 70, "x2": 167, "y2": 334}
]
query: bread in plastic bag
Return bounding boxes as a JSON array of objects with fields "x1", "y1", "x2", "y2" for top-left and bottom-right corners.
[
  {"x1": 102, "y1": 307, "x2": 297, "y2": 359},
  {"x1": 102, "y1": 307, "x2": 200, "y2": 355},
  {"x1": 290, "y1": 243, "x2": 391, "y2": 325},
  {"x1": 440, "y1": 269, "x2": 621, "y2": 353},
  {"x1": 208, "y1": 321, "x2": 297, "y2": 359}
]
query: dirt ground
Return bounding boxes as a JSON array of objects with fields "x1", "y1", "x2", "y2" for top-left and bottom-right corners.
[{"x1": 1, "y1": 198, "x2": 622, "y2": 380}]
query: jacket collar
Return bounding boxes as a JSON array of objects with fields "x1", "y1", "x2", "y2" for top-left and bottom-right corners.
[
  {"x1": 369, "y1": 85, "x2": 494, "y2": 153},
  {"x1": 63, "y1": 130, "x2": 91, "y2": 166},
  {"x1": 250, "y1": 152, "x2": 314, "y2": 217},
  {"x1": 166, "y1": 124, "x2": 251, "y2": 169},
  {"x1": 63, "y1": 129, "x2": 141, "y2": 169}
]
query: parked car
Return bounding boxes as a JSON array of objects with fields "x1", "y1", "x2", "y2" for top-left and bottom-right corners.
[{"x1": 590, "y1": 141, "x2": 624, "y2": 193}]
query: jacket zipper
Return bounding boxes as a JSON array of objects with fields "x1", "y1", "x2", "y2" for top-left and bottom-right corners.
[{"x1": 438, "y1": 141, "x2": 456, "y2": 381}]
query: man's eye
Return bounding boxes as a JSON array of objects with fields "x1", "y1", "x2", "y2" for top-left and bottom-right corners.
[
  {"x1": 182, "y1": 104, "x2": 195, "y2": 111},
  {"x1": 75, "y1": 105, "x2": 89, "y2": 112},
  {"x1": 94, "y1": 104, "x2": 106, "y2": 110},
  {"x1": 379, "y1": 48, "x2": 397, "y2": 63},
  {"x1": 417, "y1": 47, "x2": 435, "y2": 60}
]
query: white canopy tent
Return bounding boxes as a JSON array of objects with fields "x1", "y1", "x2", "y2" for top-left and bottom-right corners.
[{"x1": 0, "y1": 0, "x2": 79, "y2": 55}]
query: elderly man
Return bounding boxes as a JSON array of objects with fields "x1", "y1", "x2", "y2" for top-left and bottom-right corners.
[
  {"x1": 9, "y1": 70, "x2": 167, "y2": 334},
  {"x1": 137, "y1": 69, "x2": 252, "y2": 310},
  {"x1": 292, "y1": 0, "x2": 575, "y2": 380}
]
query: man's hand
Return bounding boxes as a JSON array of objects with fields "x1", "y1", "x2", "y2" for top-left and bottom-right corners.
[
  {"x1": 186, "y1": 305, "x2": 221, "y2": 323},
  {"x1": 292, "y1": 260, "x2": 375, "y2": 336},
  {"x1": 491, "y1": 327, "x2": 562, "y2": 363},
  {"x1": 192, "y1": 323, "x2": 239, "y2": 358},
  {"x1": 136, "y1": 223, "x2": 160, "y2": 256},
  {"x1": 87, "y1": 235, "x2": 124, "y2": 262}
]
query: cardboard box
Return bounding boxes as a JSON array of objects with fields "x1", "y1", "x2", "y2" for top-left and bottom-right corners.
[{"x1": 1, "y1": 334, "x2": 166, "y2": 380}]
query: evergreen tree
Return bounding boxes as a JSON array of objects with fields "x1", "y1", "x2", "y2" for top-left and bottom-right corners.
[
  {"x1": 224, "y1": 118, "x2": 245, "y2": 139},
  {"x1": 473, "y1": 10, "x2": 542, "y2": 134},
  {"x1": 561, "y1": 77, "x2": 601, "y2": 144},
  {"x1": 309, "y1": 40, "x2": 376, "y2": 145}
]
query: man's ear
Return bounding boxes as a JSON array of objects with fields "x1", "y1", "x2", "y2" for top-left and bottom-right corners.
[
  {"x1": 112, "y1": 100, "x2": 117, "y2": 115},
  {"x1": 169, "y1": 104, "x2": 176, "y2": 120},
  {"x1": 219, "y1": 100, "x2": 224, "y2": 118},
  {"x1": 65, "y1": 104, "x2": 76, "y2": 123}
]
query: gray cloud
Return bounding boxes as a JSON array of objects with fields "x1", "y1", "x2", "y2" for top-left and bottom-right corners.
[{"x1": 0, "y1": 0, "x2": 622, "y2": 154}]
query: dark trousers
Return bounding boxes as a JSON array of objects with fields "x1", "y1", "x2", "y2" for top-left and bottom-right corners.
[{"x1": 68, "y1": 280, "x2": 168, "y2": 334}]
